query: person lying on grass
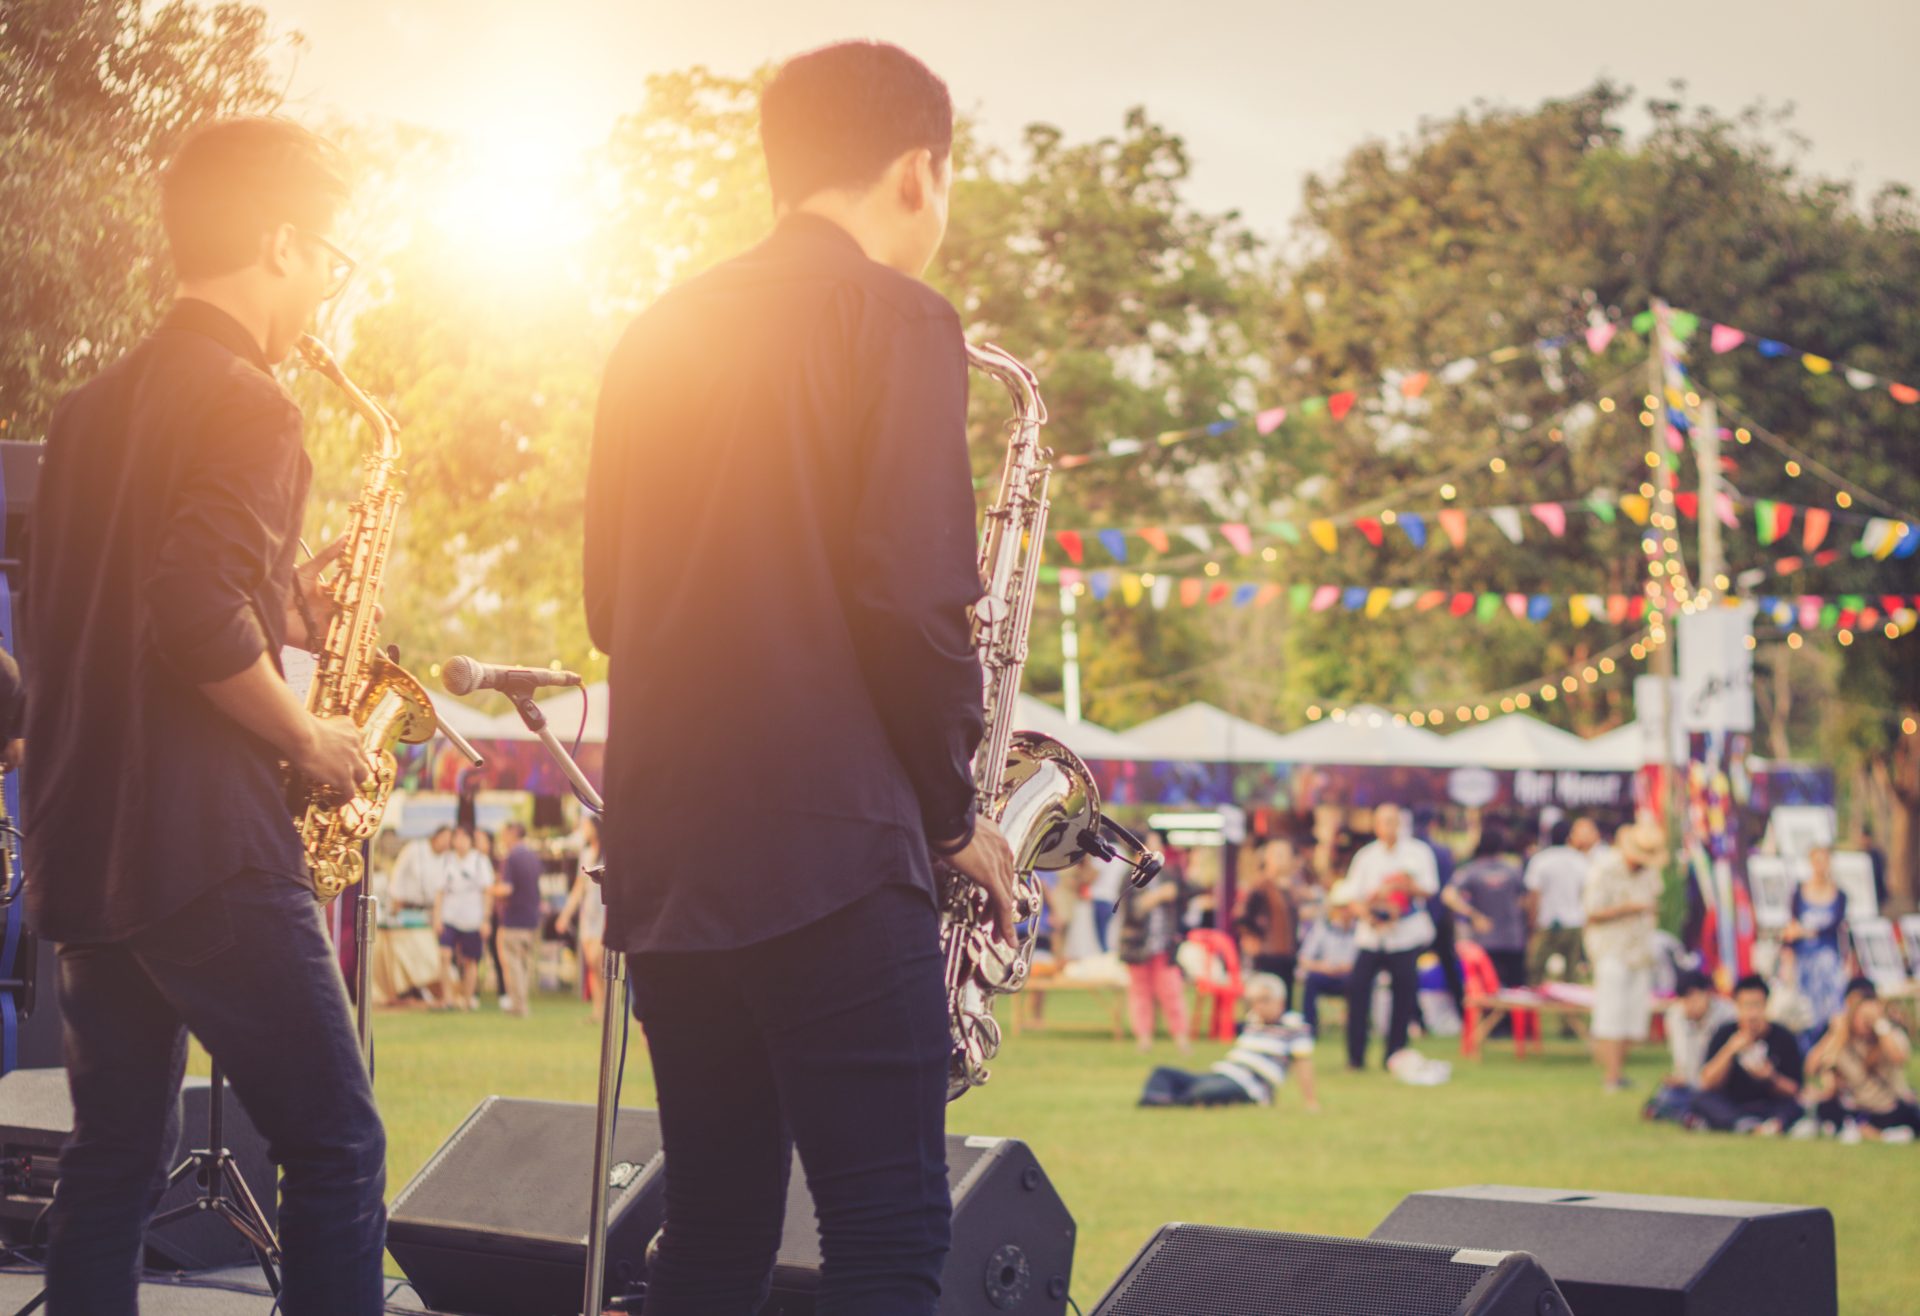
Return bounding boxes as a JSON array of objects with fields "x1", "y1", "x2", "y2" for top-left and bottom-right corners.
[{"x1": 1137, "y1": 973, "x2": 1320, "y2": 1112}]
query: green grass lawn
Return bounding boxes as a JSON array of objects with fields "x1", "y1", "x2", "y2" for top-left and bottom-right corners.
[{"x1": 277, "y1": 988, "x2": 1919, "y2": 1314}]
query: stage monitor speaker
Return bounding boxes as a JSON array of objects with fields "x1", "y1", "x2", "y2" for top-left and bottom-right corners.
[
  {"x1": 760, "y1": 1134, "x2": 1074, "y2": 1316},
  {"x1": 0, "y1": 1068, "x2": 276, "y2": 1270},
  {"x1": 1371, "y1": 1185, "x2": 1837, "y2": 1316},
  {"x1": 387, "y1": 1097, "x2": 666, "y2": 1316},
  {"x1": 1089, "y1": 1223, "x2": 1568, "y2": 1316}
]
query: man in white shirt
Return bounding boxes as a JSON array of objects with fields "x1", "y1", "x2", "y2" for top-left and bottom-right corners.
[
  {"x1": 1523, "y1": 816, "x2": 1598, "y2": 984},
  {"x1": 384, "y1": 824, "x2": 451, "y2": 911},
  {"x1": 373, "y1": 825, "x2": 452, "y2": 1006},
  {"x1": 1341, "y1": 804, "x2": 1440, "y2": 1069}
]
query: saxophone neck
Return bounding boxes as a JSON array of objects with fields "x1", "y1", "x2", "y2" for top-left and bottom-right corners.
[{"x1": 296, "y1": 334, "x2": 402, "y2": 462}]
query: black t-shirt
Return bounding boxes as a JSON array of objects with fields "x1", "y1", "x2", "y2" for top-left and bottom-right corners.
[{"x1": 1706, "y1": 1021, "x2": 1804, "y2": 1103}]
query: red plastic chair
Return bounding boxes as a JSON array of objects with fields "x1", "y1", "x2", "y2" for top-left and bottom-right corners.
[
  {"x1": 1457, "y1": 939, "x2": 1538, "y2": 1059},
  {"x1": 1183, "y1": 929, "x2": 1244, "y2": 1042}
]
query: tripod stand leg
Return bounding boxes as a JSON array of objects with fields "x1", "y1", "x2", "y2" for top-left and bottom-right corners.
[
  {"x1": 145, "y1": 1063, "x2": 281, "y2": 1294},
  {"x1": 582, "y1": 947, "x2": 627, "y2": 1316},
  {"x1": 354, "y1": 886, "x2": 378, "y2": 1067}
]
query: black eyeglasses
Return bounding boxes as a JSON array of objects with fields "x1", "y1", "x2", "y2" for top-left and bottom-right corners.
[{"x1": 299, "y1": 230, "x2": 357, "y2": 300}]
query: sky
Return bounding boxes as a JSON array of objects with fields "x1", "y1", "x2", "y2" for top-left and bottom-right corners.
[{"x1": 259, "y1": 0, "x2": 1920, "y2": 242}]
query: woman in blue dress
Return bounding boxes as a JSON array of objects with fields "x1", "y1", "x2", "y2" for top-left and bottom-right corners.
[{"x1": 1783, "y1": 846, "x2": 1850, "y2": 1054}]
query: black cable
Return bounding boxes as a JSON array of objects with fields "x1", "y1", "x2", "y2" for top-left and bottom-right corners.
[
  {"x1": 612, "y1": 971, "x2": 633, "y2": 1113},
  {"x1": 1068, "y1": 1295, "x2": 1085, "y2": 1316},
  {"x1": 574, "y1": 684, "x2": 590, "y2": 761},
  {"x1": 561, "y1": 684, "x2": 600, "y2": 816}
]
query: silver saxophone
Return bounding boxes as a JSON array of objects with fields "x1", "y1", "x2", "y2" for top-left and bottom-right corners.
[{"x1": 942, "y1": 343, "x2": 1162, "y2": 1102}]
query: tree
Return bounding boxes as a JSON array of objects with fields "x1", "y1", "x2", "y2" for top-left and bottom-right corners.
[
  {"x1": 0, "y1": 0, "x2": 288, "y2": 439},
  {"x1": 1253, "y1": 84, "x2": 1919, "y2": 903}
]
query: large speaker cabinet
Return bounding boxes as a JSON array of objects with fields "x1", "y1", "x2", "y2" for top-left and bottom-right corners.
[
  {"x1": 386, "y1": 1097, "x2": 668, "y2": 1316},
  {"x1": 1090, "y1": 1223, "x2": 1569, "y2": 1316},
  {"x1": 1372, "y1": 1184, "x2": 1837, "y2": 1316}
]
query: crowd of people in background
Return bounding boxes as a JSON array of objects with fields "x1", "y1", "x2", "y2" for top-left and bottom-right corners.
[
  {"x1": 369, "y1": 796, "x2": 1910, "y2": 1143},
  {"x1": 373, "y1": 816, "x2": 605, "y2": 1018},
  {"x1": 1038, "y1": 798, "x2": 1911, "y2": 1144}
]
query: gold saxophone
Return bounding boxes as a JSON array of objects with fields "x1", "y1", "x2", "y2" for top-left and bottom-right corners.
[
  {"x1": 289, "y1": 333, "x2": 438, "y2": 901},
  {"x1": 942, "y1": 344, "x2": 1162, "y2": 1100}
]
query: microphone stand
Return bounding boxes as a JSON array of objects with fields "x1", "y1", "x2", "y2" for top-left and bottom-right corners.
[{"x1": 497, "y1": 680, "x2": 624, "y2": 1316}]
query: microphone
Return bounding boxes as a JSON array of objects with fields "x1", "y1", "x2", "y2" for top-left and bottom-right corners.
[{"x1": 440, "y1": 655, "x2": 583, "y2": 697}]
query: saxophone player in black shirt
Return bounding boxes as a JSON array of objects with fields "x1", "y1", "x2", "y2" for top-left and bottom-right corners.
[
  {"x1": 23, "y1": 118, "x2": 386, "y2": 1316},
  {"x1": 585, "y1": 41, "x2": 1016, "y2": 1316}
]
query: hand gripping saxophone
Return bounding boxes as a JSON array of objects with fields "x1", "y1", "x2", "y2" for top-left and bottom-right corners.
[
  {"x1": 288, "y1": 334, "x2": 440, "y2": 900},
  {"x1": 943, "y1": 343, "x2": 1162, "y2": 1101}
]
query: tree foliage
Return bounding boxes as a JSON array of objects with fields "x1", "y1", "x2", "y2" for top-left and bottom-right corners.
[{"x1": 0, "y1": 0, "x2": 288, "y2": 438}]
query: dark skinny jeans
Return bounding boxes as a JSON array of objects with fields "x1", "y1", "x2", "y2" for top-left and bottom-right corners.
[{"x1": 47, "y1": 867, "x2": 387, "y2": 1315}]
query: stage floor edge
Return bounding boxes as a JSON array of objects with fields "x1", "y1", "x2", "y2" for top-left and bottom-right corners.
[{"x1": 0, "y1": 1265, "x2": 434, "y2": 1315}]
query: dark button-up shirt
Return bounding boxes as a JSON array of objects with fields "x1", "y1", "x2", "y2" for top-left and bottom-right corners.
[
  {"x1": 585, "y1": 213, "x2": 985, "y2": 953},
  {"x1": 24, "y1": 299, "x2": 310, "y2": 944}
]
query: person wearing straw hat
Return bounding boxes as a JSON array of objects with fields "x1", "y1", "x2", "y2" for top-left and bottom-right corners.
[{"x1": 1583, "y1": 820, "x2": 1666, "y2": 1092}]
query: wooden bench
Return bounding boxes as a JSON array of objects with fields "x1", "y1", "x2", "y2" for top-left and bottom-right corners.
[
  {"x1": 1008, "y1": 974, "x2": 1129, "y2": 1039},
  {"x1": 1462, "y1": 987, "x2": 1591, "y2": 1059}
]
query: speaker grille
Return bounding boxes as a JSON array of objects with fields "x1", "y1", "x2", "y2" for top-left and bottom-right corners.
[
  {"x1": 391, "y1": 1098, "x2": 662, "y2": 1246},
  {"x1": 1099, "y1": 1226, "x2": 1498, "y2": 1316}
]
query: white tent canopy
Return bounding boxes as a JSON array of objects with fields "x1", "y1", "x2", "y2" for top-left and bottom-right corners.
[
  {"x1": 429, "y1": 689, "x2": 522, "y2": 742},
  {"x1": 1266, "y1": 704, "x2": 1455, "y2": 766},
  {"x1": 1576, "y1": 721, "x2": 1647, "y2": 772},
  {"x1": 1121, "y1": 701, "x2": 1298, "y2": 763},
  {"x1": 531, "y1": 682, "x2": 607, "y2": 743},
  {"x1": 1439, "y1": 713, "x2": 1606, "y2": 771},
  {"x1": 1013, "y1": 694, "x2": 1148, "y2": 761}
]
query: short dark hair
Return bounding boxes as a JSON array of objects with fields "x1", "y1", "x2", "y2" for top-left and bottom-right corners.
[
  {"x1": 1548, "y1": 817, "x2": 1573, "y2": 847},
  {"x1": 503, "y1": 821, "x2": 527, "y2": 839},
  {"x1": 759, "y1": 41, "x2": 953, "y2": 208},
  {"x1": 1676, "y1": 969, "x2": 1714, "y2": 996},
  {"x1": 1845, "y1": 976, "x2": 1877, "y2": 1000},
  {"x1": 161, "y1": 117, "x2": 351, "y2": 280},
  {"x1": 1732, "y1": 974, "x2": 1769, "y2": 998}
]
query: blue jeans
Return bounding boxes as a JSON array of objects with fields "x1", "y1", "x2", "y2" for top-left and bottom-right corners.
[
  {"x1": 1299, "y1": 970, "x2": 1349, "y2": 1035},
  {"x1": 1139, "y1": 1065, "x2": 1255, "y2": 1107},
  {"x1": 629, "y1": 882, "x2": 951, "y2": 1316},
  {"x1": 1091, "y1": 899, "x2": 1116, "y2": 951},
  {"x1": 47, "y1": 868, "x2": 386, "y2": 1315}
]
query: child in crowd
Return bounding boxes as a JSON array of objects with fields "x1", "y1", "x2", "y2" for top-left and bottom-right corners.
[{"x1": 1137, "y1": 974, "x2": 1319, "y2": 1111}]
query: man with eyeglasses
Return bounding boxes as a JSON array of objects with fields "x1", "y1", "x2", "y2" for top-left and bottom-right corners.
[{"x1": 23, "y1": 117, "x2": 388, "y2": 1315}]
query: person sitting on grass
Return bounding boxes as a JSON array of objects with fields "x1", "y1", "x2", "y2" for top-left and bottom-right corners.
[
  {"x1": 1690, "y1": 974, "x2": 1804, "y2": 1134},
  {"x1": 1137, "y1": 974, "x2": 1319, "y2": 1111},
  {"x1": 1804, "y1": 981, "x2": 1917, "y2": 1142},
  {"x1": 1644, "y1": 969, "x2": 1734, "y2": 1123}
]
